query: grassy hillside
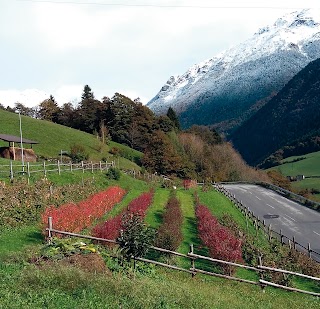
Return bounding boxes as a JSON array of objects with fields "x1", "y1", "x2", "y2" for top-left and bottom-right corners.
[
  {"x1": 269, "y1": 151, "x2": 320, "y2": 201},
  {"x1": 275, "y1": 151, "x2": 320, "y2": 177},
  {"x1": 0, "y1": 109, "x2": 142, "y2": 168},
  {"x1": 231, "y1": 58, "x2": 320, "y2": 166}
]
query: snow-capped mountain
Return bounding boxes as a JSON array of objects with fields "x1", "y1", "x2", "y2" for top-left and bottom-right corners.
[{"x1": 147, "y1": 9, "x2": 320, "y2": 131}]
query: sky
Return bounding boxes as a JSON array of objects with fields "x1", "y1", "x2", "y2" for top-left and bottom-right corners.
[{"x1": 1, "y1": 0, "x2": 320, "y2": 108}]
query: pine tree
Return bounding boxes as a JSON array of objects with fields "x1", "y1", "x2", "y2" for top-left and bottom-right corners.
[
  {"x1": 166, "y1": 107, "x2": 181, "y2": 130},
  {"x1": 76, "y1": 85, "x2": 101, "y2": 133},
  {"x1": 38, "y1": 95, "x2": 59, "y2": 122}
]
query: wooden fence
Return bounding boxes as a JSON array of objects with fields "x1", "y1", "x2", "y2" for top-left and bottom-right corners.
[
  {"x1": 46, "y1": 217, "x2": 320, "y2": 297},
  {"x1": 0, "y1": 160, "x2": 115, "y2": 180},
  {"x1": 123, "y1": 169, "x2": 173, "y2": 184},
  {"x1": 213, "y1": 183, "x2": 320, "y2": 262}
]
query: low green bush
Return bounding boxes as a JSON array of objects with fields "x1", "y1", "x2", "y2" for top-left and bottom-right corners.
[{"x1": 106, "y1": 167, "x2": 121, "y2": 180}]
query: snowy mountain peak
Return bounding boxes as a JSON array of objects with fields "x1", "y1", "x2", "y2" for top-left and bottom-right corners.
[
  {"x1": 274, "y1": 9, "x2": 319, "y2": 29},
  {"x1": 147, "y1": 8, "x2": 320, "y2": 131}
]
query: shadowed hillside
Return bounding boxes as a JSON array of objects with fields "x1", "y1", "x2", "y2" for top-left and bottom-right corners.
[{"x1": 231, "y1": 58, "x2": 320, "y2": 166}]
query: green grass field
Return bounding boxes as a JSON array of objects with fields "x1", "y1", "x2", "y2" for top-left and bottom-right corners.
[
  {"x1": 0, "y1": 175, "x2": 319, "y2": 308},
  {"x1": 0, "y1": 109, "x2": 142, "y2": 180},
  {"x1": 269, "y1": 151, "x2": 320, "y2": 196},
  {"x1": 275, "y1": 151, "x2": 320, "y2": 177}
]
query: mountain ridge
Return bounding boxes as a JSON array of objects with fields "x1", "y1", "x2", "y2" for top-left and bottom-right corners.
[
  {"x1": 230, "y1": 57, "x2": 320, "y2": 166},
  {"x1": 147, "y1": 9, "x2": 320, "y2": 132}
]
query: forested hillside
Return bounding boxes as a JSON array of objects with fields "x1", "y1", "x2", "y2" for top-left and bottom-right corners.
[
  {"x1": 231, "y1": 58, "x2": 320, "y2": 167},
  {"x1": 0, "y1": 86, "x2": 267, "y2": 183}
]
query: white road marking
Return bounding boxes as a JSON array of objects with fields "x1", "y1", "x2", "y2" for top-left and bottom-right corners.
[
  {"x1": 284, "y1": 214, "x2": 296, "y2": 222},
  {"x1": 256, "y1": 197, "x2": 261, "y2": 200},
  {"x1": 313, "y1": 231, "x2": 320, "y2": 237},
  {"x1": 267, "y1": 203, "x2": 275, "y2": 209}
]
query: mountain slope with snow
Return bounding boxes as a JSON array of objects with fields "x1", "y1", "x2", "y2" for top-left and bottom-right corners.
[{"x1": 147, "y1": 9, "x2": 320, "y2": 132}]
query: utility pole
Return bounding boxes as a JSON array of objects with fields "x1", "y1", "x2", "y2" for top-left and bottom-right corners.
[{"x1": 19, "y1": 111, "x2": 25, "y2": 172}]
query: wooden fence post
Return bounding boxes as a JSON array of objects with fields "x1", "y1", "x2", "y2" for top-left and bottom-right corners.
[
  {"x1": 81, "y1": 161, "x2": 85, "y2": 173},
  {"x1": 190, "y1": 244, "x2": 196, "y2": 277},
  {"x1": 292, "y1": 236, "x2": 296, "y2": 250},
  {"x1": 27, "y1": 162, "x2": 30, "y2": 178},
  {"x1": 70, "y1": 162, "x2": 73, "y2": 172},
  {"x1": 308, "y1": 243, "x2": 311, "y2": 258},
  {"x1": 43, "y1": 161, "x2": 47, "y2": 178},
  {"x1": 258, "y1": 256, "x2": 266, "y2": 292},
  {"x1": 91, "y1": 161, "x2": 94, "y2": 173},
  {"x1": 268, "y1": 224, "x2": 272, "y2": 241},
  {"x1": 57, "y1": 160, "x2": 61, "y2": 175},
  {"x1": 280, "y1": 229, "x2": 283, "y2": 244},
  {"x1": 48, "y1": 217, "x2": 53, "y2": 244},
  {"x1": 10, "y1": 160, "x2": 13, "y2": 180}
]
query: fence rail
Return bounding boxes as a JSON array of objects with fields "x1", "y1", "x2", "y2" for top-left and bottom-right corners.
[
  {"x1": 46, "y1": 217, "x2": 320, "y2": 297},
  {"x1": 213, "y1": 183, "x2": 320, "y2": 262},
  {"x1": 0, "y1": 160, "x2": 115, "y2": 179}
]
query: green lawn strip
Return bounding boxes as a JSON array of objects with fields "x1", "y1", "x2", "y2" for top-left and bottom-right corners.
[
  {"x1": 176, "y1": 190, "x2": 197, "y2": 255},
  {"x1": 0, "y1": 262, "x2": 318, "y2": 309},
  {"x1": 145, "y1": 188, "x2": 170, "y2": 229},
  {"x1": 175, "y1": 189, "x2": 222, "y2": 273},
  {"x1": 105, "y1": 190, "x2": 142, "y2": 220},
  {"x1": 175, "y1": 189, "x2": 213, "y2": 272},
  {"x1": 0, "y1": 225, "x2": 43, "y2": 258}
]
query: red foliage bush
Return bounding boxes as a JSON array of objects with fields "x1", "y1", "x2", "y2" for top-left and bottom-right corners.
[
  {"x1": 195, "y1": 203, "x2": 242, "y2": 274},
  {"x1": 41, "y1": 186, "x2": 126, "y2": 233},
  {"x1": 183, "y1": 179, "x2": 197, "y2": 190},
  {"x1": 92, "y1": 189, "x2": 154, "y2": 241},
  {"x1": 156, "y1": 196, "x2": 183, "y2": 251}
]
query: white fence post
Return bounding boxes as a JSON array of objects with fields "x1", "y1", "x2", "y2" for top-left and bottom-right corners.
[
  {"x1": 10, "y1": 161, "x2": 13, "y2": 180},
  {"x1": 43, "y1": 161, "x2": 47, "y2": 178},
  {"x1": 27, "y1": 162, "x2": 30, "y2": 178}
]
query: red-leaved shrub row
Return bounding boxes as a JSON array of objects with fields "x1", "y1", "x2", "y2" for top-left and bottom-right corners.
[
  {"x1": 92, "y1": 189, "x2": 154, "y2": 241},
  {"x1": 41, "y1": 186, "x2": 126, "y2": 233},
  {"x1": 195, "y1": 203, "x2": 242, "y2": 274},
  {"x1": 156, "y1": 196, "x2": 183, "y2": 251}
]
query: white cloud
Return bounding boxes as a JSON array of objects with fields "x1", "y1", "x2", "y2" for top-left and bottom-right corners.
[
  {"x1": 0, "y1": 89, "x2": 49, "y2": 108},
  {"x1": 1, "y1": 0, "x2": 320, "y2": 106},
  {"x1": 54, "y1": 85, "x2": 83, "y2": 105}
]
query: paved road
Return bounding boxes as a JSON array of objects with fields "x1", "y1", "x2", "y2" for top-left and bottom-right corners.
[{"x1": 223, "y1": 184, "x2": 320, "y2": 262}]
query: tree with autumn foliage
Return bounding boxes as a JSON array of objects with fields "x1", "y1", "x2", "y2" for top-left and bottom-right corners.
[
  {"x1": 142, "y1": 130, "x2": 184, "y2": 176},
  {"x1": 38, "y1": 95, "x2": 60, "y2": 122}
]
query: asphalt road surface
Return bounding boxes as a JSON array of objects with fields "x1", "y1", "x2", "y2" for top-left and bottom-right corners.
[{"x1": 223, "y1": 184, "x2": 320, "y2": 262}]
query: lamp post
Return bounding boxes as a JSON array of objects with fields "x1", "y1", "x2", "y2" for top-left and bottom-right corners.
[{"x1": 18, "y1": 111, "x2": 25, "y2": 172}]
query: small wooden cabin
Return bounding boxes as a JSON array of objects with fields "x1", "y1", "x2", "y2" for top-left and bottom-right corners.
[{"x1": 0, "y1": 134, "x2": 39, "y2": 162}]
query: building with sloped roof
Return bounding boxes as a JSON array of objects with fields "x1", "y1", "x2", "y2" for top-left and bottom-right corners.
[{"x1": 0, "y1": 134, "x2": 39, "y2": 162}]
